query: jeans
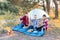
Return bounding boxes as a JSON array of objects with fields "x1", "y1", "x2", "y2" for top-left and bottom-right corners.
[
  {"x1": 36, "y1": 25, "x2": 44, "y2": 31},
  {"x1": 20, "y1": 23, "x2": 24, "y2": 28},
  {"x1": 29, "y1": 25, "x2": 37, "y2": 31}
]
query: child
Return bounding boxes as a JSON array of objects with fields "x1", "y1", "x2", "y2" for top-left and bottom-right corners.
[
  {"x1": 20, "y1": 12, "x2": 29, "y2": 28},
  {"x1": 42, "y1": 14, "x2": 48, "y2": 31},
  {"x1": 29, "y1": 15, "x2": 38, "y2": 32},
  {"x1": 36, "y1": 15, "x2": 48, "y2": 31}
]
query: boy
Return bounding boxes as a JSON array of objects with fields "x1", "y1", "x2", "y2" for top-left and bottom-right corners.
[
  {"x1": 20, "y1": 12, "x2": 29, "y2": 28},
  {"x1": 29, "y1": 15, "x2": 38, "y2": 32}
]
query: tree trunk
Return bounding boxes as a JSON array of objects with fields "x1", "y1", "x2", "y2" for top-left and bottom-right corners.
[
  {"x1": 46, "y1": 0, "x2": 50, "y2": 14},
  {"x1": 53, "y1": 0, "x2": 58, "y2": 19},
  {"x1": 43, "y1": 0, "x2": 46, "y2": 11},
  {"x1": 38, "y1": 0, "x2": 40, "y2": 2},
  {"x1": 59, "y1": 0, "x2": 60, "y2": 4}
]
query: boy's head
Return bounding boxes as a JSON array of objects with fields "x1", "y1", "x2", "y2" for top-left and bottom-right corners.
[
  {"x1": 34, "y1": 15, "x2": 37, "y2": 19},
  {"x1": 25, "y1": 12, "x2": 28, "y2": 16}
]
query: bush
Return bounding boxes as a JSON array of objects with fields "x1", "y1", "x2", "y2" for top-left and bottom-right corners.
[
  {"x1": 0, "y1": 10, "x2": 5, "y2": 15},
  {"x1": 0, "y1": 1, "x2": 19, "y2": 15}
]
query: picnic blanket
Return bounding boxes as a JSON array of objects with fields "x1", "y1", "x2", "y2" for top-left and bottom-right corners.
[{"x1": 12, "y1": 24, "x2": 45, "y2": 37}]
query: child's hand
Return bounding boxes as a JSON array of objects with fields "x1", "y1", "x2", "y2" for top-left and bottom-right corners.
[
  {"x1": 19, "y1": 20, "x2": 23, "y2": 23},
  {"x1": 39, "y1": 22, "x2": 42, "y2": 25},
  {"x1": 20, "y1": 16, "x2": 23, "y2": 18},
  {"x1": 29, "y1": 21, "x2": 32, "y2": 25}
]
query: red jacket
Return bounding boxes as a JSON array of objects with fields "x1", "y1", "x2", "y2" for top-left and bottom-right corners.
[{"x1": 20, "y1": 16, "x2": 29, "y2": 26}]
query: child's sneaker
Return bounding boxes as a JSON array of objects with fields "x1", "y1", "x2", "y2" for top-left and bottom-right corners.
[
  {"x1": 27, "y1": 29, "x2": 33, "y2": 32},
  {"x1": 23, "y1": 27, "x2": 28, "y2": 28}
]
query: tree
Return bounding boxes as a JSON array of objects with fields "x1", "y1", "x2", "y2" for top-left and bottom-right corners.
[
  {"x1": 43, "y1": 0, "x2": 46, "y2": 11},
  {"x1": 46, "y1": 0, "x2": 50, "y2": 14},
  {"x1": 53, "y1": 0, "x2": 58, "y2": 19}
]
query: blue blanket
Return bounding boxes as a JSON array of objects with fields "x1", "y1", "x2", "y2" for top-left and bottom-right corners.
[{"x1": 12, "y1": 24, "x2": 45, "y2": 37}]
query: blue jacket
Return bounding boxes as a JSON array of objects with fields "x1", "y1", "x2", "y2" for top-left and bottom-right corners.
[{"x1": 31, "y1": 19, "x2": 38, "y2": 27}]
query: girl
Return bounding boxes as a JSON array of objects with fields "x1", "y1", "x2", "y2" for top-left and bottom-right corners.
[
  {"x1": 42, "y1": 14, "x2": 48, "y2": 31},
  {"x1": 36, "y1": 15, "x2": 48, "y2": 31}
]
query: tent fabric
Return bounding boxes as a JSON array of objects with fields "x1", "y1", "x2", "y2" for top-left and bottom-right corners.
[{"x1": 28, "y1": 8, "x2": 49, "y2": 19}]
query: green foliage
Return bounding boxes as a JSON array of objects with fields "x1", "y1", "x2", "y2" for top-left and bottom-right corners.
[
  {"x1": 0, "y1": 27, "x2": 4, "y2": 34},
  {"x1": 0, "y1": 1, "x2": 19, "y2": 15},
  {"x1": 3, "y1": 21, "x2": 16, "y2": 27},
  {"x1": 2, "y1": 11, "x2": 18, "y2": 27},
  {"x1": 8, "y1": 6, "x2": 18, "y2": 13},
  {"x1": 0, "y1": 10, "x2": 5, "y2": 15},
  {"x1": 4, "y1": 11, "x2": 16, "y2": 20},
  {"x1": 20, "y1": 1, "x2": 38, "y2": 13}
]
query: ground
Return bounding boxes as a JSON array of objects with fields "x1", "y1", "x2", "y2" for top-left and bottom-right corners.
[
  {"x1": 0, "y1": 19, "x2": 60, "y2": 40},
  {"x1": 0, "y1": 28, "x2": 60, "y2": 40}
]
